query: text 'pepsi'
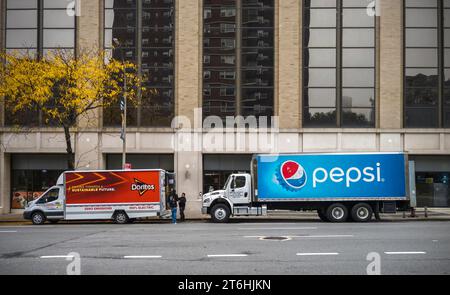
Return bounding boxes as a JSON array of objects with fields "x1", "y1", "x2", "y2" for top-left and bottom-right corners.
[{"x1": 312, "y1": 163, "x2": 382, "y2": 188}]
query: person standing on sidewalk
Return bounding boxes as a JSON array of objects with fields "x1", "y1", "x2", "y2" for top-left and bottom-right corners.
[
  {"x1": 168, "y1": 189, "x2": 178, "y2": 224},
  {"x1": 179, "y1": 193, "x2": 187, "y2": 222}
]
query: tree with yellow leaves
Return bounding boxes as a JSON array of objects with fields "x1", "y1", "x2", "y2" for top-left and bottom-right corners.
[{"x1": 0, "y1": 49, "x2": 142, "y2": 170}]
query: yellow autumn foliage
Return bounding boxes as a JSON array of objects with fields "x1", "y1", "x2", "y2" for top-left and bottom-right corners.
[{"x1": 0, "y1": 49, "x2": 142, "y2": 127}]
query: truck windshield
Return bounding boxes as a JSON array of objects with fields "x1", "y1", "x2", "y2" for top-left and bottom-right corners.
[{"x1": 223, "y1": 176, "x2": 232, "y2": 190}]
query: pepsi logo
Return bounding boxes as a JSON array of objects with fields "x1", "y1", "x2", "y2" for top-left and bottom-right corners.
[{"x1": 280, "y1": 161, "x2": 307, "y2": 190}]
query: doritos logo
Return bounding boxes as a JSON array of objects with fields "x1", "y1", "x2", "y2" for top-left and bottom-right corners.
[{"x1": 131, "y1": 179, "x2": 155, "y2": 196}]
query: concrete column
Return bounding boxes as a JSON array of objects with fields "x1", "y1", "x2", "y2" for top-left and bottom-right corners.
[
  {"x1": 175, "y1": 0, "x2": 202, "y2": 125},
  {"x1": 277, "y1": 0, "x2": 301, "y2": 129},
  {"x1": 75, "y1": 0, "x2": 102, "y2": 170},
  {"x1": 175, "y1": 151, "x2": 203, "y2": 218},
  {"x1": 0, "y1": 152, "x2": 11, "y2": 214},
  {"x1": 379, "y1": 0, "x2": 403, "y2": 129},
  {"x1": 76, "y1": 0, "x2": 102, "y2": 129},
  {"x1": 75, "y1": 132, "x2": 101, "y2": 170},
  {"x1": 174, "y1": 0, "x2": 203, "y2": 218}
]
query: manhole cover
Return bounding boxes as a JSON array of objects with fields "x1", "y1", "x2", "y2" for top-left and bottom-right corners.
[{"x1": 259, "y1": 236, "x2": 290, "y2": 241}]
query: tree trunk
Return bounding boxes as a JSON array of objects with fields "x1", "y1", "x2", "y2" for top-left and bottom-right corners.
[{"x1": 63, "y1": 125, "x2": 75, "y2": 170}]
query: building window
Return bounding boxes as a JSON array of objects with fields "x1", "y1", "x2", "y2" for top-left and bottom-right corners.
[
  {"x1": 203, "y1": 0, "x2": 275, "y2": 123},
  {"x1": 404, "y1": 0, "x2": 450, "y2": 128},
  {"x1": 11, "y1": 154, "x2": 68, "y2": 210},
  {"x1": 4, "y1": 0, "x2": 76, "y2": 127},
  {"x1": 303, "y1": 0, "x2": 376, "y2": 128},
  {"x1": 103, "y1": 0, "x2": 175, "y2": 127}
]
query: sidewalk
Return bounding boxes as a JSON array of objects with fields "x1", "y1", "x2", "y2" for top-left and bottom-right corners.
[{"x1": 1, "y1": 208, "x2": 450, "y2": 224}]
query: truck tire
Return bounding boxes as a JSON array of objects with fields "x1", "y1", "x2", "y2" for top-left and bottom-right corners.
[
  {"x1": 210, "y1": 204, "x2": 231, "y2": 223},
  {"x1": 326, "y1": 203, "x2": 348, "y2": 223},
  {"x1": 113, "y1": 211, "x2": 129, "y2": 224},
  {"x1": 31, "y1": 212, "x2": 46, "y2": 225},
  {"x1": 317, "y1": 209, "x2": 329, "y2": 222},
  {"x1": 351, "y1": 203, "x2": 373, "y2": 222}
]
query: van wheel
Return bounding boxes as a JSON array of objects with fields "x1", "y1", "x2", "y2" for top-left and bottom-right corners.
[
  {"x1": 211, "y1": 204, "x2": 230, "y2": 223},
  {"x1": 317, "y1": 209, "x2": 329, "y2": 222},
  {"x1": 326, "y1": 203, "x2": 348, "y2": 223},
  {"x1": 31, "y1": 212, "x2": 46, "y2": 225},
  {"x1": 351, "y1": 203, "x2": 373, "y2": 222},
  {"x1": 113, "y1": 211, "x2": 129, "y2": 224}
]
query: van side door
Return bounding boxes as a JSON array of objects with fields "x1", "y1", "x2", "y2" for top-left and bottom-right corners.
[{"x1": 35, "y1": 187, "x2": 64, "y2": 219}]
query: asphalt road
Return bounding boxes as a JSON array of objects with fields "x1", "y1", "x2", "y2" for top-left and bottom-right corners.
[{"x1": 0, "y1": 220, "x2": 449, "y2": 275}]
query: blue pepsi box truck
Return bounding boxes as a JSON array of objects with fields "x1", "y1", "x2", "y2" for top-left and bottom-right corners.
[{"x1": 201, "y1": 153, "x2": 414, "y2": 223}]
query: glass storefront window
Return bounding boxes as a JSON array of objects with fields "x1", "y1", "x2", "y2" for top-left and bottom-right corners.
[
  {"x1": 416, "y1": 172, "x2": 450, "y2": 207},
  {"x1": 11, "y1": 170, "x2": 63, "y2": 209}
]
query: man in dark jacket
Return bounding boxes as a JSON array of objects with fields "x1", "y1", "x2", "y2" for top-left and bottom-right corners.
[
  {"x1": 178, "y1": 193, "x2": 187, "y2": 222},
  {"x1": 168, "y1": 189, "x2": 178, "y2": 224}
]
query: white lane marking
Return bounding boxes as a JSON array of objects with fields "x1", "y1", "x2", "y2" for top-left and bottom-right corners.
[
  {"x1": 244, "y1": 235, "x2": 353, "y2": 238},
  {"x1": 432, "y1": 240, "x2": 439, "y2": 242},
  {"x1": 237, "y1": 223, "x2": 298, "y2": 225},
  {"x1": 296, "y1": 252, "x2": 339, "y2": 256},
  {"x1": 238, "y1": 227, "x2": 317, "y2": 230},
  {"x1": 207, "y1": 254, "x2": 248, "y2": 258},
  {"x1": 123, "y1": 256, "x2": 162, "y2": 259},
  {"x1": 0, "y1": 231, "x2": 17, "y2": 233},
  {"x1": 40, "y1": 255, "x2": 74, "y2": 259},
  {"x1": 384, "y1": 251, "x2": 426, "y2": 255}
]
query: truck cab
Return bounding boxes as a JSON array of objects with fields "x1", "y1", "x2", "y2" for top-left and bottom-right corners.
[
  {"x1": 23, "y1": 174, "x2": 65, "y2": 225},
  {"x1": 202, "y1": 173, "x2": 267, "y2": 222}
]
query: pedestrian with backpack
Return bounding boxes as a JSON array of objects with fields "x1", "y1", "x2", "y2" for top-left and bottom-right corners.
[
  {"x1": 168, "y1": 189, "x2": 178, "y2": 224},
  {"x1": 179, "y1": 193, "x2": 187, "y2": 222}
]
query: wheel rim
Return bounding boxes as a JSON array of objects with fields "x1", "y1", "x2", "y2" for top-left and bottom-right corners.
[
  {"x1": 117, "y1": 214, "x2": 126, "y2": 223},
  {"x1": 357, "y1": 207, "x2": 369, "y2": 220},
  {"x1": 214, "y1": 208, "x2": 226, "y2": 220},
  {"x1": 332, "y1": 207, "x2": 344, "y2": 220},
  {"x1": 33, "y1": 214, "x2": 42, "y2": 224}
]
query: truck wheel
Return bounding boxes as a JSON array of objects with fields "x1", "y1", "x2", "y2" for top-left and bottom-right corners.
[
  {"x1": 31, "y1": 212, "x2": 46, "y2": 225},
  {"x1": 317, "y1": 209, "x2": 329, "y2": 222},
  {"x1": 211, "y1": 204, "x2": 230, "y2": 223},
  {"x1": 326, "y1": 203, "x2": 348, "y2": 223},
  {"x1": 113, "y1": 211, "x2": 129, "y2": 224},
  {"x1": 351, "y1": 203, "x2": 373, "y2": 222}
]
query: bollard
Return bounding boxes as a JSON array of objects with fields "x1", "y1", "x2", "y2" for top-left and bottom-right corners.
[
  {"x1": 410, "y1": 207, "x2": 416, "y2": 218},
  {"x1": 403, "y1": 211, "x2": 406, "y2": 218},
  {"x1": 424, "y1": 206, "x2": 428, "y2": 218}
]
